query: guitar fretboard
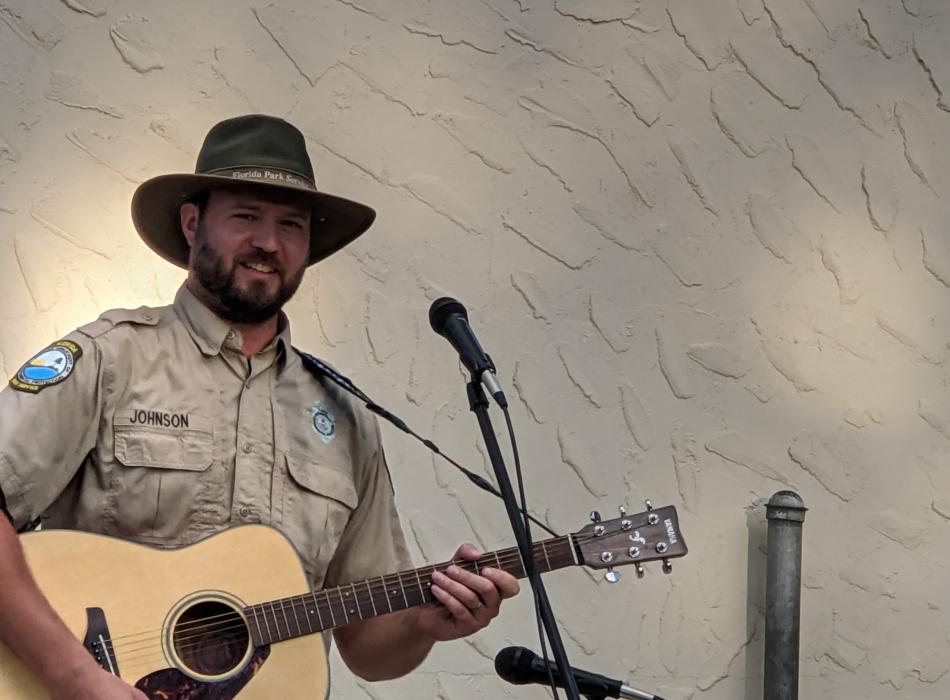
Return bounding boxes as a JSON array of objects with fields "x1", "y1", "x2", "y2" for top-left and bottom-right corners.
[{"x1": 243, "y1": 535, "x2": 576, "y2": 646}]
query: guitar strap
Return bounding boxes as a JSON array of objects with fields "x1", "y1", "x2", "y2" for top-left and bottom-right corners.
[
  {"x1": 293, "y1": 348, "x2": 560, "y2": 538},
  {"x1": 294, "y1": 348, "x2": 413, "y2": 435}
]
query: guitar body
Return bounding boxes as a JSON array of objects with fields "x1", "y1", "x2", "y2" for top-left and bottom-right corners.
[{"x1": 0, "y1": 525, "x2": 328, "y2": 699}]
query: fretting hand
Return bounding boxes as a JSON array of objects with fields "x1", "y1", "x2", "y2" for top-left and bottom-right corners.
[{"x1": 414, "y1": 543, "x2": 520, "y2": 642}]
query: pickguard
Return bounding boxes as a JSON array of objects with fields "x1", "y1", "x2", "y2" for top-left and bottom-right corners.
[{"x1": 134, "y1": 646, "x2": 270, "y2": 700}]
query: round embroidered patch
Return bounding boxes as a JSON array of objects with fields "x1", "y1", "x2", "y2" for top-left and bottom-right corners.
[
  {"x1": 10, "y1": 340, "x2": 82, "y2": 394},
  {"x1": 311, "y1": 403, "x2": 335, "y2": 444}
]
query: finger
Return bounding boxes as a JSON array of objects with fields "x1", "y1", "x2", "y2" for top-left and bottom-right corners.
[
  {"x1": 454, "y1": 543, "x2": 482, "y2": 561},
  {"x1": 480, "y1": 568, "x2": 521, "y2": 599},
  {"x1": 443, "y1": 565, "x2": 503, "y2": 609},
  {"x1": 432, "y1": 569, "x2": 487, "y2": 612},
  {"x1": 430, "y1": 583, "x2": 478, "y2": 623}
]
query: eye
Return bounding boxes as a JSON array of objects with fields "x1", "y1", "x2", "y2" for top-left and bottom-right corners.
[
  {"x1": 234, "y1": 212, "x2": 256, "y2": 221},
  {"x1": 282, "y1": 219, "x2": 306, "y2": 230}
]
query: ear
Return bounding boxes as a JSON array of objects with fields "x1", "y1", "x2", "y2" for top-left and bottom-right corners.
[{"x1": 180, "y1": 202, "x2": 200, "y2": 247}]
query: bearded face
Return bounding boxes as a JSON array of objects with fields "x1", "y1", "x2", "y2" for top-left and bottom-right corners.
[{"x1": 190, "y1": 218, "x2": 307, "y2": 324}]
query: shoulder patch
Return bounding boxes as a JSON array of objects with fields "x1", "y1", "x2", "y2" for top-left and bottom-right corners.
[{"x1": 10, "y1": 340, "x2": 83, "y2": 393}]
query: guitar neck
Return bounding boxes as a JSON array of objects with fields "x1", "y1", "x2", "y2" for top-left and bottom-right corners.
[{"x1": 244, "y1": 534, "x2": 578, "y2": 646}]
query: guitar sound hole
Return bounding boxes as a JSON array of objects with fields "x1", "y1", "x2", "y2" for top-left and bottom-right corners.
[{"x1": 172, "y1": 600, "x2": 250, "y2": 677}]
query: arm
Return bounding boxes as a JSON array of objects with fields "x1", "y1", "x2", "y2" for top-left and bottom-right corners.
[
  {"x1": 0, "y1": 498, "x2": 146, "y2": 699},
  {"x1": 333, "y1": 543, "x2": 520, "y2": 681}
]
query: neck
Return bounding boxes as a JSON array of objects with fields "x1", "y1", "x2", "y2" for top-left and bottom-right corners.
[
  {"x1": 232, "y1": 318, "x2": 280, "y2": 357},
  {"x1": 243, "y1": 533, "x2": 579, "y2": 647},
  {"x1": 185, "y1": 278, "x2": 280, "y2": 357}
]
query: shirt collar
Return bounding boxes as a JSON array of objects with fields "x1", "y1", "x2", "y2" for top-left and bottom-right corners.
[{"x1": 173, "y1": 285, "x2": 293, "y2": 365}]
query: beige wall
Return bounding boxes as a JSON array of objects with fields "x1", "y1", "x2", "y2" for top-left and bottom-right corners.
[{"x1": 2, "y1": 1, "x2": 949, "y2": 698}]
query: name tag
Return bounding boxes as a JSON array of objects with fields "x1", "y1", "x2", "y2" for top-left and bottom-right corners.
[{"x1": 114, "y1": 409, "x2": 212, "y2": 433}]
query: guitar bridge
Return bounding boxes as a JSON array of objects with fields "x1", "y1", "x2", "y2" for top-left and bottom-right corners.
[{"x1": 82, "y1": 607, "x2": 119, "y2": 676}]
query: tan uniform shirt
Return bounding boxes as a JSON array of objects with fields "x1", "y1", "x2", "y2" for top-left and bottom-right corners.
[{"x1": 0, "y1": 286, "x2": 411, "y2": 591}]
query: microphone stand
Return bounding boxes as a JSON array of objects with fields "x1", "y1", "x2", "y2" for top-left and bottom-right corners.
[{"x1": 466, "y1": 380, "x2": 582, "y2": 700}]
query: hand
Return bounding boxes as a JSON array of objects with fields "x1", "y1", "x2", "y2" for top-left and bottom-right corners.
[
  {"x1": 51, "y1": 665, "x2": 148, "y2": 700},
  {"x1": 415, "y1": 543, "x2": 520, "y2": 642}
]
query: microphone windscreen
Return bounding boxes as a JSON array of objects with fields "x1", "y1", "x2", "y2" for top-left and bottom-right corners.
[
  {"x1": 494, "y1": 646, "x2": 534, "y2": 685},
  {"x1": 429, "y1": 297, "x2": 467, "y2": 335}
]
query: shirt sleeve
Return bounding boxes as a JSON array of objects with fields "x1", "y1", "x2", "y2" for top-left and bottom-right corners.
[
  {"x1": 323, "y1": 417, "x2": 413, "y2": 587},
  {"x1": 0, "y1": 332, "x2": 103, "y2": 530}
]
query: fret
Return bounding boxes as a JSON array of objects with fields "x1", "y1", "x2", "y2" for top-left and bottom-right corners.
[
  {"x1": 365, "y1": 579, "x2": 378, "y2": 617},
  {"x1": 325, "y1": 591, "x2": 337, "y2": 627},
  {"x1": 278, "y1": 600, "x2": 290, "y2": 640},
  {"x1": 310, "y1": 591, "x2": 326, "y2": 630},
  {"x1": 278, "y1": 599, "x2": 290, "y2": 641},
  {"x1": 289, "y1": 596, "x2": 304, "y2": 636},
  {"x1": 413, "y1": 568, "x2": 427, "y2": 604},
  {"x1": 540, "y1": 541, "x2": 551, "y2": 572},
  {"x1": 516, "y1": 550, "x2": 527, "y2": 577},
  {"x1": 249, "y1": 605, "x2": 264, "y2": 645},
  {"x1": 350, "y1": 583, "x2": 363, "y2": 620},
  {"x1": 381, "y1": 576, "x2": 393, "y2": 613},
  {"x1": 260, "y1": 602, "x2": 274, "y2": 643},
  {"x1": 567, "y1": 533, "x2": 579, "y2": 566},
  {"x1": 398, "y1": 573, "x2": 409, "y2": 608},
  {"x1": 344, "y1": 588, "x2": 355, "y2": 622}
]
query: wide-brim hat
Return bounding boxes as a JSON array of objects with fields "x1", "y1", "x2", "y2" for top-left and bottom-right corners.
[{"x1": 131, "y1": 114, "x2": 376, "y2": 268}]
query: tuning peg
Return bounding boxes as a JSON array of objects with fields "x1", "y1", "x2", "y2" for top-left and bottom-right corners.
[
  {"x1": 636, "y1": 564, "x2": 645, "y2": 579},
  {"x1": 604, "y1": 568, "x2": 621, "y2": 584},
  {"x1": 618, "y1": 505, "x2": 627, "y2": 517},
  {"x1": 662, "y1": 559, "x2": 673, "y2": 575},
  {"x1": 644, "y1": 499, "x2": 654, "y2": 511},
  {"x1": 589, "y1": 511, "x2": 602, "y2": 524}
]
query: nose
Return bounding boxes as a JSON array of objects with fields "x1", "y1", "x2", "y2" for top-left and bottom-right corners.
[{"x1": 249, "y1": 216, "x2": 280, "y2": 253}]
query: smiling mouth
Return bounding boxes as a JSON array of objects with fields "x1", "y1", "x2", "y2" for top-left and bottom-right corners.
[{"x1": 240, "y1": 261, "x2": 278, "y2": 275}]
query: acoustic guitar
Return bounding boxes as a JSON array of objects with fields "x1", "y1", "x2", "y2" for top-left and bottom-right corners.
[{"x1": 0, "y1": 504, "x2": 686, "y2": 699}]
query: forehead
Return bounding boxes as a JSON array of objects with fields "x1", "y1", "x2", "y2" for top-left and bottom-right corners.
[{"x1": 209, "y1": 186, "x2": 311, "y2": 215}]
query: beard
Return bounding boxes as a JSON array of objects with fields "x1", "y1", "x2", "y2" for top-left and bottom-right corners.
[{"x1": 190, "y1": 222, "x2": 305, "y2": 324}]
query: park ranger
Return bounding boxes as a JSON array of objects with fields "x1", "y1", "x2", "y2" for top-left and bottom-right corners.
[{"x1": 0, "y1": 114, "x2": 518, "y2": 699}]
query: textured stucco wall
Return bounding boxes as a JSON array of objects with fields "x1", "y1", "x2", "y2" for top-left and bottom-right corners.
[{"x1": 2, "y1": 1, "x2": 950, "y2": 698}]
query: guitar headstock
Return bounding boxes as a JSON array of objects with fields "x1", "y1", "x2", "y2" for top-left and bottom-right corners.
[{"x1": 573, "y1": 502, "x2": 687, "y2": 582}]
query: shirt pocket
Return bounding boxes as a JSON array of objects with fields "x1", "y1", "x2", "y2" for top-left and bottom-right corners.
[
  {"x1": 108, "y1": 412, "x2": 214, "y2": 540},
  {"x1": 279, "y1": 453, "x2": 358, "y2": 587}
]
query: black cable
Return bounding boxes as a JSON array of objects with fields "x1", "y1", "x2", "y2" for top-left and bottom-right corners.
[
  {"x1": 295, "y1": 349, "x2": 559, "y2": 538},
  {"x1": 502, "y1": 403, "x2": 560, "y2": 700}
]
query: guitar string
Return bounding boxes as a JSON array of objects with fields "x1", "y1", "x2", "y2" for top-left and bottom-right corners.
[
  {"x1": 103, "y1": 530, "x2": 669, "y2": 674},
  {"x1": 106, "y1": 529, "x2": 658, "y2": 658},
  {"x1": 104, "y1": 525, "x2": 654, "y2": 648},
  {"x1": 101, "y1": 538, "x2": 579, "y2": 648},
  {"x1": 108, "y1": 546, "x2": 542, "y2": 674},
  {"x1": 107, "y1": 546, "x2": 546, "y2": 661},
  {"x1": 105, "y1": 547, "x2": 537, "y2": 646}
]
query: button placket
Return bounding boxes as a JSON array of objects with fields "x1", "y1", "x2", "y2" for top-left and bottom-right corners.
[{"x1": 232, "y1": 353, "x2": 277, "y2": 523}]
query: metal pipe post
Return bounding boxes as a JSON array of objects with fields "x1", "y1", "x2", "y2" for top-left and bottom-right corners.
[{"x1": 764, "y1": 490, "x2": 806, "y2": 700}]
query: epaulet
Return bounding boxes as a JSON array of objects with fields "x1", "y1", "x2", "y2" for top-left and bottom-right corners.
[{"x1": 76, "y1": 306, "x2": 163, "y2": 340}]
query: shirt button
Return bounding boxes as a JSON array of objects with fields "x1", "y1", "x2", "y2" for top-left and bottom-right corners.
[
  {"x1": 242, "y1": 442, "x2": 252, "y2": 454},
  {"x1": 239, "y1": 507, "x2": 251, "y2": 517},
  {"x1": 226, "y1": 330, "x2": 235, "y2": 340},
  {"x1": 142, "y1": 313, "x2": 153, "y2": 322}
]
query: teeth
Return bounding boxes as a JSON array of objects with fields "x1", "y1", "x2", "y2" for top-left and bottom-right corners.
[{"x1": 244, "y1": 262, "x2": 275, "y2": 273}]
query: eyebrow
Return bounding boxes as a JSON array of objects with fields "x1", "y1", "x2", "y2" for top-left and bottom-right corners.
[{"x1": 231, "y1": 201, "x2": 309, "y2": 218}]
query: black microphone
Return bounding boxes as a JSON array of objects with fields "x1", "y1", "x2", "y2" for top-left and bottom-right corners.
[
  {"x1": 494, "y1": 646, "x2": 665, "y2": 700},
  {"x1": 429, "y1": 297, "x2": 506, "y2": 406}
]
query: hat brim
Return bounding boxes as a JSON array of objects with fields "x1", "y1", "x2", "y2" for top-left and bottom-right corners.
[{"x1": 131, "y1": 173, "x2": 376, "y2": 269}]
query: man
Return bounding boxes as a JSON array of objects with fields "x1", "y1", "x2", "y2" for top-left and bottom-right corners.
[{"x1": 0, "y1": 114, "x2": 519, "y2": 699}]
